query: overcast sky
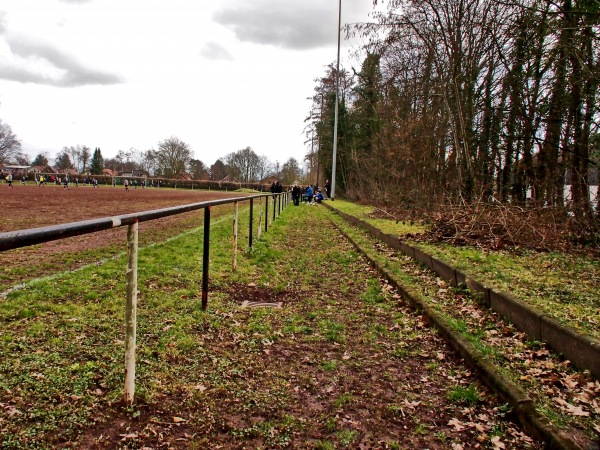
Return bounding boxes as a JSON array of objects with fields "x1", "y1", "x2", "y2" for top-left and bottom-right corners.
[{"x1": 0, "y1": 0, "x2": 377, "y2": 168}]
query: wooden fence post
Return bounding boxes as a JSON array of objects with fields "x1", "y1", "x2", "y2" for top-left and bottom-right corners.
[
  {"x1": 232, "y1": 201, "x2": 238, "y2": 271},
  {"x1": 258, "y1": 197, "x2": 263, "y2": 240},
  {"x1": 124, "y1": 220, "x2": 138, "y2": 406},
  {"x1": 249, "y1": 198, "x2": 254, "y2": 249}
]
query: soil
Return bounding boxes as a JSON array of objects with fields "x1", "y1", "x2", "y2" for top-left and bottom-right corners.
[
  {"x1": 74, "y1": 209, "x2": 539, "y2": 449},
  {"x1": 0, "y1": 190, "x2": 543, "y2": 448},
  {"x1": 0, "y1": 184, "x2": 245, "y2": 291},
  {"x1": 0, "y1": 183, "x2": 242, "y2": 232}
]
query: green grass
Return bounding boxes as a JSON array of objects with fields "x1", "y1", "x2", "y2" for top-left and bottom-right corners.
[
  {"x1": 2, "y1": 195, "x2": 590, "y2": 448},
  {"x1": 327, "y1": 200, "x2": 600, "y2": 340},
  {"x1": 417, "y1": 242, "x2": 600, "y2": 338},
  {"x1": 325, "y1": 205, "x2": 599, "y2": 442},
  {"x1": 327, "y1": 199, "x2": 428, "y2": 236},
  {"x1": 446, "y1": 384, "x2": 481, "y2": 404}
]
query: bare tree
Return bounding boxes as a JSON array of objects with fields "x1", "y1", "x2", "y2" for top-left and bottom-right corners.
[
  {"x1": 0, "y1": 119, "x2": 22, "y2": 165},
  {"x1": 224, "y1": 147, "x2": 267, "y2": 183},
  {"x1": 80, "y1": 146, "x2": 91, "y2": 173},
  {"x1": 280, "y1": 157, "x2": 303, "y2": 185},
  {"x1": 155, "y1": 136, "x2": 193, "y2": 177}
]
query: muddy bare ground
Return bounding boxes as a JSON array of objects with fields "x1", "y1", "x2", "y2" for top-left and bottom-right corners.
[
  {"x1": 0, "y1": 192, "x2": 541, "y2": 448},
  {"x1": 0, "y1": 185, "x2": 244, "y2": 290},
  {"x1": 72, "y1": 208, "x2": 539, "y2": 449}
]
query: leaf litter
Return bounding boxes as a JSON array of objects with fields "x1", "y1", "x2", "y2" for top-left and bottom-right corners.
[
  {"x1": 1, "y1": 204, "x2": 547, "y2": 448},
  {"x1": 330, "y1": 212, "x2": 599, "y2": 448}
]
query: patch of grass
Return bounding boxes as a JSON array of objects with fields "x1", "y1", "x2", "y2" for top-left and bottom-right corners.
[
  {"x1": 414, "y1": 422, "x2": 429, "y2": 435},
  {"x1": 319, "y1": 319, "x2": 345, "y2": 343},
  {"x1": 446, "y1": 384, "x2": 480, "y2": 405},
  {"x1": 361, "y1": 278, "x2": 386, "y2": 304},
  {"x1": 328, "y1": 200, "x2": 428, "y2": 236},
  {"x1": 416, "y1": 242, "x2": 600, "y2": 339},
  {"x1": 315, "y1": 441, "x2": 335, "y2": 450},
  {"x1": 325, "y1": 416, "x2": 336, "y2": 432},
  {"x1": 435, "y1": 431, "x2": 448, "y2": 443},
  {"x1": 320, "y1": 360, "x2": 338, "y2": 371},
  {"x1": 336, "y1": 429, "x2": 358, "y2": 446},
  {"x1": 334, "y1": 393, "x2": 353, "y2": 408}
]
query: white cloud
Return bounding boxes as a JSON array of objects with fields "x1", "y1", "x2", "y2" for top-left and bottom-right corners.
[
  {"x1": 200, "y1": 42, "x2": 234, "y2": 61},
  {"x1": 0, "y1": 0, "x2": 375, "y2": 167},
  {"x1": 0, "y1": 36, "x2": 122, "y2": 87},
  {"x1": 213, "y1": 0, "x2": 371, "y2": 50}
]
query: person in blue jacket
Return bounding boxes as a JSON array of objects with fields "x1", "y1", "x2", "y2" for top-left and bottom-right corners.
[
  {"x1": 315, "y1": 189, "x2": 324, "y2": 203},
  {"x1": 305, "y1": 185, "x2": 313, "y2": 203}
]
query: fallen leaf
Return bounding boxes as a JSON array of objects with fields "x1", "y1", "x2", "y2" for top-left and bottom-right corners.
[
  {"x1": 121, "y1": 433, "x2": 138, "y2": 440},
  {"x1": 448, "y1": 418, "x2": 467, "y2": 431},
  {"x1": 566, "y1": 404, "x2": 589, "y2": 417},
  {"x1": 403, "y1": 400, "x2": 421, "y2": 408},
  {"x1": 490, "y1": 435, "x2": 506, "y2": 449},
  {"x1": 173, "y1": 417, "x2": 187, "y2": 423}
]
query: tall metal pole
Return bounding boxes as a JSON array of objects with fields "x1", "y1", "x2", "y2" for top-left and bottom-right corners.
[
  {"x1": 331, "y1": 0, "x2": 341, "y2": 201},
  {"x1": 311, "y1": 129, "x2": 315, "y2": 186}
]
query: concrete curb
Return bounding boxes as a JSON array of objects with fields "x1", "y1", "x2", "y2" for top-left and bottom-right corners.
[
  {"x1": 323, "y1": 203, "x2": 600, "y2": 380},
  {"x1": 331, "y1": 219, "x2": 586, "y2": 449}
]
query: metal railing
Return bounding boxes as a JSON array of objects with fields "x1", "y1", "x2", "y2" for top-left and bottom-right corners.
[{"x1": 0, "y1": 191, "x2": 291, "y2": 404}]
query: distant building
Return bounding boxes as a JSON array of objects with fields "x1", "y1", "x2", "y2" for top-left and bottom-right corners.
[{"x1": 1, "y1": 165, "x2": 31, "y2": 175}]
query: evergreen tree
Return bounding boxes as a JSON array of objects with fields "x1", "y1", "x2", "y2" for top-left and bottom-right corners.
[
  {"x1": 55, "y1": 151, "x2": 73, "y2": 170},
  {"x1": 32, "y1": 153, "x2": 49, "y2": 167},
  {"x1": 90, "y1": 147, "x2": 104, "y2": 175}
]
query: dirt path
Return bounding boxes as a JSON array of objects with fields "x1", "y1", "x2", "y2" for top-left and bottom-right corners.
[{"x1": 71, "y1": 204, "x2": 539, "y2": 448}]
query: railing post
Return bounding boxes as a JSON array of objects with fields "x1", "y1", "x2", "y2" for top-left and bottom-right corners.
[
  {"x1": 249, "y1": 198, "x2": 254, "y2": 249},
  {"x1": 258, "y1": 197, "x2": 263, "y2": 240},
  {"x1": 202, "y1": 206, "x2": 211, "y2": 310},
  {"x1": 232, "y1": 201, "x2": 238, "y2": 271},
  {"x1": 265, "y1": 195, "x2": 269, "y2": 233},
  {"x1": 124, "y1": 220, "x2": 138, "y2": 406},
  {"x1": 273, "y1": 195, "x2": 276, "y2": 223}
]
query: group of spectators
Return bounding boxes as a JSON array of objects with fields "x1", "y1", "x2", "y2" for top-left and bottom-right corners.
[{"x1": 289, "y1": 179, "x2": 331, "y2": 206}]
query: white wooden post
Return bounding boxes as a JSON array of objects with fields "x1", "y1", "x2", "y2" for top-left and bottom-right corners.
[
  {"x1": 124, "y1": 220, "x2": 138, "y2": 406},
  {"x1": 232, "y1": 201, "x2": 238, "y2": 271},
  {"x1": 257, "y1": 197, "x2": 263, "y2": 240}
]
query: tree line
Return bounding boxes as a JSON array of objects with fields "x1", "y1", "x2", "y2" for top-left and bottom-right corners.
[
  {"x1": 308, "y1": 0, "x2": 599, "y2": 222},
  {"x1": 1, "y1": 132, "x2": 304, "y2": 185}
]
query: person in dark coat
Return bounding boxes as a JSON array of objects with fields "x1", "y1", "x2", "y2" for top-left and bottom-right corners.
[
  {"x1": 270, "y1": 181, "x2": 277, "y2": 199},
  {"x1": 292, "y1": 184, "x2": 301, "y2": 206},
  {"x1": 324, "y1": 179, "x2": 331, "y2": 198}
]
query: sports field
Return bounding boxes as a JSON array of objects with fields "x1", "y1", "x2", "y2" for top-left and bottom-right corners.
[
  {"x1": 0, "y1": 183, "x2": 244, "y2": 231},
  {"x1": 0, "y1": 184, "x2": 246, "y2": 290}
]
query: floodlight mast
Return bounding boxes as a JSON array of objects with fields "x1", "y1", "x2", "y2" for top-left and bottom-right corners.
[{"x1": 331, "y1": 0, "x2": 341, "y2": 201}]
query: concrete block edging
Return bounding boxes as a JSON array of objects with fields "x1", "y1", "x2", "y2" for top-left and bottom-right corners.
[
  {"x1": 330, "y1": 216, "x2": 584, "y2": 449},
  {"x1": 323, "y1": 203, "x2": 600, "y2": 380}
]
